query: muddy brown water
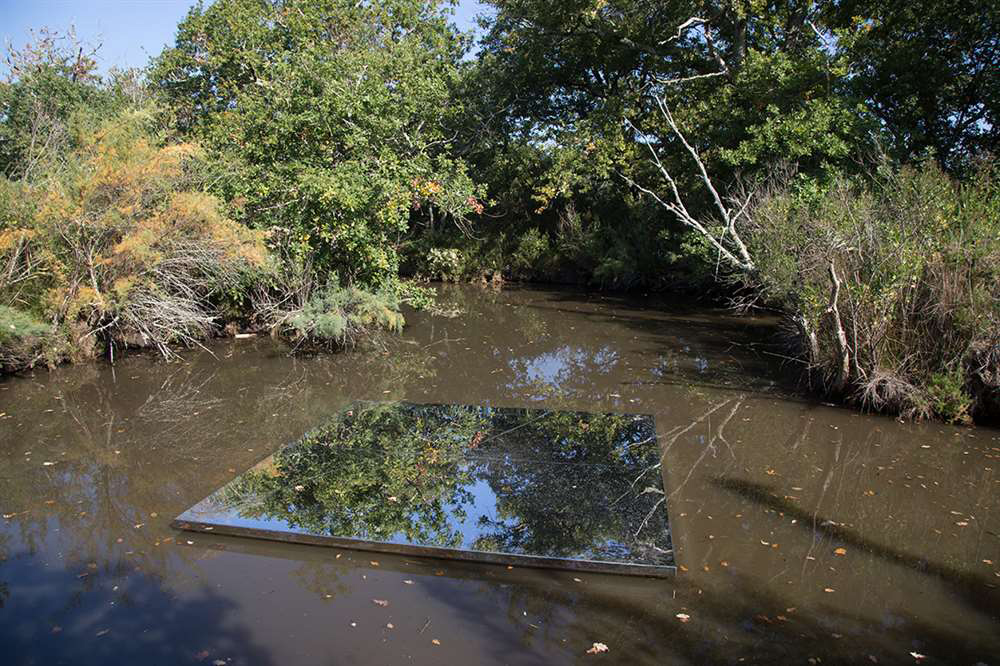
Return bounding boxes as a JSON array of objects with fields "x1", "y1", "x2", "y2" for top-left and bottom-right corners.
[{"x1": 1, "y1": 285, "x2": 998, "y2": 665}]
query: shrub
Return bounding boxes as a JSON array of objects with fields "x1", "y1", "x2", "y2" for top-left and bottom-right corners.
[
  {"x1": 747, "y1": 160, "x2": 1000, "y2": 423},
  {"x1": 282, "y1": 284, "x2": 404, "y2": 348},
  {"x1": 425, "y1": 248, "x2": 466, "y2": 283},
  {"x1": 510, "y1": 227, "x2": 551, "y2": 274},
  {"x1": 0, "y1": 305, "x2": 55, "y2": 370},
  {"x1": 0, "y1": 107, "x2": 270, "y2": 362}
]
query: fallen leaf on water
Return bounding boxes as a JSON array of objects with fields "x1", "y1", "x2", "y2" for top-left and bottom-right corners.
[
  {"x1": 984, "y1": 559, "x2": 994, "y2": 565},
  {"x1": 676, "y1": 613, "x2": 690, "y2": 623},
  {"x1": 834, "y1": 548, "x2": 847, "y2": 556},
  {"x1": 370, "y1": 561, "x2": 380, "y2": 567},
  {"x1": 372, "y1": 599, "x2": 389, "y2": 607},
  {"x1": 431, "y1": 639, "x2": 441, "y2": 646},
  {"x1": 823, "y1": 588, "x2": 835, "y2": 593},
  {"x1": 720, "y1": 561, "x2": 729, "y2": 567},
  {"x1": 956, "y1": 521, "x2": 969, "y2": 527},
  {"x1": 42, "y1": 461, "x2": 56, "y2": 466},
  {"x1": 573, "y1": 577, "x2": 583, "y2": 582},
  {"x1": 586, "y1": 642, "x2": 609, "y2": 654},
  {"x1": 760, "y1": 540, "x2": 770, "y2": 546}
]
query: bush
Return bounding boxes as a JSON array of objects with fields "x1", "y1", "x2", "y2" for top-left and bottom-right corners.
[
  {"x1": 747, "y1": 160, "x2": 1000, "y2": 423},
  {"x1": 426, "y1": 248, "x2": 466, "y2": 283},
  {"x1": 0, "y1": 305, "x2": 56, "y2": 370},
  {"x1": 282, "y1": 284, "x2": 404, "y2": 348},
  {"x1": 0, "y1": 107, "x2": 270, "y2": 363}
]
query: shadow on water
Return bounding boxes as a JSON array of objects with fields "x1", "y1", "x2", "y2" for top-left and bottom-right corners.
[
  {"x1": 713, "y1": 475, "x2": 1000, "y2": 622},
  {"x1": 0, "y1": 560, "x2": 274, "y2": 666}
]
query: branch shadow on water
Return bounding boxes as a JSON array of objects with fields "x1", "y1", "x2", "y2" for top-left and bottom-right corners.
[{"x1": 712, "y1": 475, "x2": 1000, "y2": 625}]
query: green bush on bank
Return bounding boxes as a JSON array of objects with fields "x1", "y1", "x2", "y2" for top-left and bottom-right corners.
[
  {"x1": 747, "y1": 160, "x2": 1000, "y2": 423},
  {"x1": 283, "y1": 285, "x2": 405, "y2": 348},
  {"x1": 0, "y1": 305, "x2": 56, "y2": 370}
]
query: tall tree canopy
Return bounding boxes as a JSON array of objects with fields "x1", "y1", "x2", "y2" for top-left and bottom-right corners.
[
  {"x1": 831, "y1": 0, "x2": 1000, "y2": 169},
  {"x1": 152, "y1": 0, "x2": 483, "y2": 287}
]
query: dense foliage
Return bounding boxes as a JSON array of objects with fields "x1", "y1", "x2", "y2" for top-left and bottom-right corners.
[
  {"x1": 151, "y1": 0, "x2": 483, "y2": 288},
  {"x1": 747, "y1": 160, "x2": 1000, "y2": 422},
  {"x1": 1, "y1": 1, "x2": 997, "y2": 422}
]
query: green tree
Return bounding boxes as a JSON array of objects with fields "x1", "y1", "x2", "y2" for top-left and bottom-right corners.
[
  {"x1": 830, "y1": 0, "x2": 1000, "y2": 170},
  {"x1": 0, "y1": 28, "x2": 109, "y2": 179},
  {"x1": 151, "y1": 0, "x2": 483, "y2": 288}
]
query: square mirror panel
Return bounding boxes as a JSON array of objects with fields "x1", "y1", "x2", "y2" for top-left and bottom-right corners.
[{"x1": 173, "y1": 402, "x2": 673, "y2": 577}]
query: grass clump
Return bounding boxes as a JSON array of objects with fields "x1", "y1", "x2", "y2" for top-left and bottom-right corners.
[
  {"x1": 0, "y1": 305, "x2": 56, "y2": 370},
  {"x1": 283, "y1": 285, "x2": 404, "y2": 349}
]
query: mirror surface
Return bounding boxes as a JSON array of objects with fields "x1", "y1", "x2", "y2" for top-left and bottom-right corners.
[{"x1": 174, "y1": 402, "x2": 673, "y2": 575}]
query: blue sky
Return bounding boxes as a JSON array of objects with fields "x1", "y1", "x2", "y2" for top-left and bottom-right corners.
[{"x1": 1, "y1": 0, "x2": 489, "y2": 74}]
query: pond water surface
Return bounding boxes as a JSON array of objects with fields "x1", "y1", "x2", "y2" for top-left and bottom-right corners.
[{"x1": 1, "y1": 285, "x2": 998, "y2": 665}]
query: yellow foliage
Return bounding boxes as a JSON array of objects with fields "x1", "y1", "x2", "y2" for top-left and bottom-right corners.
[{"x1": 6, "y1": 109, "x2": 270, "y2": 338}]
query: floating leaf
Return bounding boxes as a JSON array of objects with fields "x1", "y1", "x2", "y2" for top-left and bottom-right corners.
[
  {"x1": 676, "y1": 613, "x2": 690, "y2": 623},
  {"x1": 586, "y1": 642, "x2": 609, "y2": 654},
  {"x1": 834, "y1": 548, "x2": 847, "y2": 556}
]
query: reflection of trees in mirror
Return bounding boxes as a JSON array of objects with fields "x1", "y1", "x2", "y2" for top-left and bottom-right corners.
[
  {"x1": 216, "y1": 402, "x2": 671, "y2": 564},
  {"x1": 471, "y1": 410, "x2": 667, "y2": 561},
  {"x1": 221, "y1": 403, "x2": 489, "y2": 547}
]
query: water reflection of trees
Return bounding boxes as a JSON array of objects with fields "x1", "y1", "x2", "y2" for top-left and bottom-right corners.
[{"x1": 214, "y1": 402, "x2": 673, "y2": 565}]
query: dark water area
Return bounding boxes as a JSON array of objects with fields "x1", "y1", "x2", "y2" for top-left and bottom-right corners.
[{"x1": 1, "y1": 285, "x2": 998, "y2": 665}]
